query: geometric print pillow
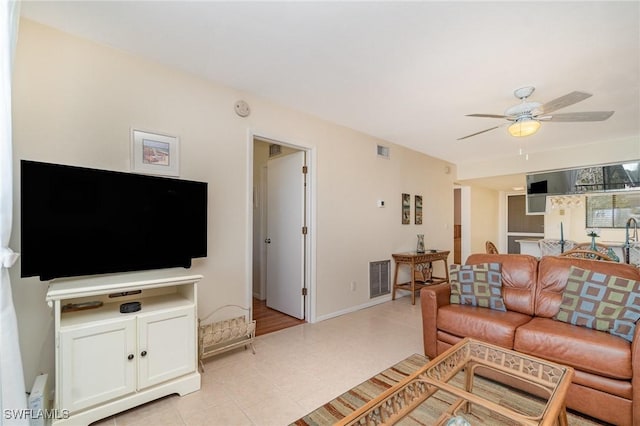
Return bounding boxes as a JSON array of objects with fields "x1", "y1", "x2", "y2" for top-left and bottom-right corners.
[
  {"x1": 554, "y1": 266, "x2": 640, "y2": 342},
  {"x1": 449, "y1": 262, "x2": 506, "y2": 311}
]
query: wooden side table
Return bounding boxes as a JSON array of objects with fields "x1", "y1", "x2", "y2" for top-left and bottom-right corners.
[{"x1": 392, "y1": 251, "x2": 450, "y2": 305}]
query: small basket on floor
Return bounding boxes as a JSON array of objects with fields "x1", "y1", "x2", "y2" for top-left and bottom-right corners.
[{"x1": 198, "y1": 304, "x2": 256, "y2": 372}]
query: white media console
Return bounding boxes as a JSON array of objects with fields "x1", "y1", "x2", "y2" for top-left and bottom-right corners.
[{"x1": 45, "y1": 269, "x2": 202, "y2": 425}]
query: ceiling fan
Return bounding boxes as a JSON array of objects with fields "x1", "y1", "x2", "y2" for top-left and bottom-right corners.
[{"x1": 457, "y1": 87, "x2": 614, "y2": 140}]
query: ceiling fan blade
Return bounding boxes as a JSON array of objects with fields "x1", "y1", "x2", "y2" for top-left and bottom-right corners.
[
  {"x1": 542, "y1": 111, "x2": 615, "y2": 122},
  {"x1": 457, "y1": 126, "x2": 500, "y2": 140},
  {"x1": 466, "y1": 113, "x2": 508, "y2": 119},
  {"x1": 539, "y1": 91, "x2": 592, "y2": 114}
]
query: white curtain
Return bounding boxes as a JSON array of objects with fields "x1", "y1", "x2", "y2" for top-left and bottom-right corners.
[{"x1": 1, "y1": 0, "x2": 27, "y2": 424}]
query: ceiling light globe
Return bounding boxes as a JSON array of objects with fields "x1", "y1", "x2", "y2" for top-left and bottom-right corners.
[{"x1": 508, "y1": 119, "x2": 541, "y2": 137}]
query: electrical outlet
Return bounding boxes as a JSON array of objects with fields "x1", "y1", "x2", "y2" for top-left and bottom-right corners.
[{"x1": 350, "y1": 281, "x2": 356, "y2": 291}]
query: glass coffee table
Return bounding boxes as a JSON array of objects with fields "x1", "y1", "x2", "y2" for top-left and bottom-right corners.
[{"x1": 337, "y1": 338, "x2": 574, "y2": 426}]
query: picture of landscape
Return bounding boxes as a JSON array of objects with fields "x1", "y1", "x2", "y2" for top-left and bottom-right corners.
[{"x1": 142, "y1": 139, "x2": 170, "y2": 166}]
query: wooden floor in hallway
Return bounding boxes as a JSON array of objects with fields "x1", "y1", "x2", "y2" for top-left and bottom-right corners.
[{"x1": 253, "y1": 298, "x2": 306, "y2": 336}]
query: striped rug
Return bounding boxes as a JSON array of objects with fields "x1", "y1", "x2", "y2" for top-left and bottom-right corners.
[{"x1": 291, "y1": 353, "x2": 607, "y2": 426}]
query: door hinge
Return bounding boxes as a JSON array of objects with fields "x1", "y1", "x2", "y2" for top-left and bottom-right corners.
[
  {"x1": 302, "y1": 288, "x2": 308, "y2": 296},
  {"x1": 302, "y1": 226, "x2": 308, "y2": 235},
  {"x1": 302, "y1": 165, "x2": 308, "y2": 174}
]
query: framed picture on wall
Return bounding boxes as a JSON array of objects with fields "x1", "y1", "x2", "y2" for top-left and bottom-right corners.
[
  {"x1": 402, "y1": 193, "x2": 410, "y2": 224},
  {"x1": 415, "y1": 195, "x2": 423, "y2": 224},
  {"x1": 131, "y1": 129, "x2": 180, "y2": 176}
]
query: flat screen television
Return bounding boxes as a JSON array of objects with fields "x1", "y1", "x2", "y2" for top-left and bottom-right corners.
[{"x1": 21, "y1": 160, "x2": 207, "y2": 281}]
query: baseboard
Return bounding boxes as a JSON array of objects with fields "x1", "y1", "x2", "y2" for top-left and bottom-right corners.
[{"x1": 313, "y1": 294, "x2": 394, "y2": 323}]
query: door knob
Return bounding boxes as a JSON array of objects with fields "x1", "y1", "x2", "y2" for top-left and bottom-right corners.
[
  {"x1": 265, "y1": 238, "x2": 271, "y2": 244},
  {"x1": 140, "y1": 350, "x2": 147, "y2": 357},
  {"x1": 127, "y1": 354, "x2": 134, "y2": 360}
]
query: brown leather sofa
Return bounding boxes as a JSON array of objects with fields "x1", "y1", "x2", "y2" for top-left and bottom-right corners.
[{"x1": 420, "y1": 253, "x2": 640, "y2": 426}]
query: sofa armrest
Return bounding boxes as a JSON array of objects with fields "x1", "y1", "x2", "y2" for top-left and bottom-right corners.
[
  {"x1": 420, "y1": 283, "x2": 451, "y2": 359},
  {"x1": 632, "y1": 323, "x2": 640, "y2": 425}
]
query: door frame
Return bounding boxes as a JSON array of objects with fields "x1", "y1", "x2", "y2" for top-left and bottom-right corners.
[
  {"x1": 246, "y1": 130, "x2": 316, "y2": 323},
  {"x1": 459, "y1": 185, "x2": 472, "y2": 262}
]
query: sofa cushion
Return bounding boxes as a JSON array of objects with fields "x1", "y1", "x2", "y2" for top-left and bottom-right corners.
[
  {"x1": 514, "y1": 317, "x2": 632, "y2": 380},
  {"x1": 554, "y1": 266, "x2": 640, "y2": 342},
  {"x1": 437, "y1": 304, "x2": 532, "y2": 349},
  {"x1": 535, "y1": 256, "x2": 640, "y2": 318},
  {"x1": 449, "y1": 263, "x2": 506, "y2": 311},
  {"x1": 466, "y1": 254, "x2": 538, "y2": 316}
]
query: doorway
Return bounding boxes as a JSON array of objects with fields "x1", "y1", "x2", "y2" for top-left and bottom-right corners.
[
  {"x1": 251, "y1": 137, "x2": 310, "y2": 334},
  {"x1": 506, "y1": 194, "x2": 544, "y2": 253},
  {"x1": 454, "y1": 186, "x2": 471, "y2": 263},
  {"x1": 453, "y1": 188, "x2": 461, "y2": 264},
  {"x1": 252, "y1": 298, "x2": 305, "y2": 336}
]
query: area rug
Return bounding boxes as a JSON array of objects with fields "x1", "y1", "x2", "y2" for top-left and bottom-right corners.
[{"x1": 291, "y1": 353, "x2": 607, "y2": 426}]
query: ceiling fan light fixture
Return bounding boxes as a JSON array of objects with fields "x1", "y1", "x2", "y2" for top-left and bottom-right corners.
[
  {"x1": 458, "y1": 88, "x2": 613, "y2": 141},
  {"x1": 508, "y1": 118, "x2": 541, "y2": 137}
]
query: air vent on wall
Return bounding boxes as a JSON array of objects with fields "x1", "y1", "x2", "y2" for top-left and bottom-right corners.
[
  {"x1": 377, "y1": 145, "x2": 390, "y2": 159},
  {"x1": 369, "y1": 260, "x2": 390, "y2": 298}
]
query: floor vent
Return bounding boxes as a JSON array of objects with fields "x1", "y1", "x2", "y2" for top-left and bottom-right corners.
[
  {"x1": 376, "y1": 144, "x2": 390, "y2": 159},
  {"x1": 369, "y1": 260, "x2": 391, "y2": 298}
]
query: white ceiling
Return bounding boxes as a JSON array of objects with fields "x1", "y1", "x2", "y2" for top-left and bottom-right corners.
[{"x1": 19, "y1": 1, "x2": 640, "y2": 190}]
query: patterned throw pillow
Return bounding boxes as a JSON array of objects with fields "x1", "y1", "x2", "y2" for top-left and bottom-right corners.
[
  {"x1": 554, "y1": 266, "x2": 640, "y2": 342},
  {"x1": 449, "y1": 263, "x2": 506, "y2": 311}
]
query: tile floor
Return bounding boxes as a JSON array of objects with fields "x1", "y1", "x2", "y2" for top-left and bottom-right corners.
[{"x1": 93, "y1": 296, "x2": 424, "y2": 426}]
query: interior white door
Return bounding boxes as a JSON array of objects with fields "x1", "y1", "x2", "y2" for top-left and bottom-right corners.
[{"x1": 266, "y1": 151, "x2": 305, "y2": 319}]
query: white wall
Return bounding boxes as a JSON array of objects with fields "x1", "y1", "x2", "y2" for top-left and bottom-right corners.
[
  {"x1": 10, "y1": 20, "x2": 455, "y2": 386},
  {"x1": 457, "y1": 136, "x2": 640, "y2": 181}
]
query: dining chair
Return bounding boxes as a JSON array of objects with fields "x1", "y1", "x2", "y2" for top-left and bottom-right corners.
[
  {"x1": 559, "y1": 248, "x2": 615, "y2": 262},
  {"x1": 485, "y1": 241, "x2": 499, "y2": 254},
  {"x1": 538, "y1": 239, "x2": 576, "y2": 256}
]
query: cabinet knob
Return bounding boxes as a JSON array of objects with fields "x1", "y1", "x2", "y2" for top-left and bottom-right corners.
[
  {"x1": 140, "y1": 350, "x2": 147, "y2": 357},
  {"x1": 127, "y1": 354, "x2": 134, "y2": 360}
]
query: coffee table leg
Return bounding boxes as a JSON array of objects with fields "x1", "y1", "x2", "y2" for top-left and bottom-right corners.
[
  {"x1": 462, "y1": 364, "x2": 474, "y2": 413},
  {"x1": 558, "y1": 406, "x2": 569, "y2": 426}
]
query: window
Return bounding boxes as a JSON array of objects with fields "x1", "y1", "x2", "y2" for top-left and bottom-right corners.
[{"x1": 586, "y1": 192, "x2": 640, "y2": 228}]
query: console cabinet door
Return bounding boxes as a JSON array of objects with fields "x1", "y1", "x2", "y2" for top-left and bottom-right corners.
[
  {"x1": 137, "y1": 306, "x2": 195, "y2": 389},
  {"x1": 60, "y1": 318, "x2": 136, "y2": 412}
]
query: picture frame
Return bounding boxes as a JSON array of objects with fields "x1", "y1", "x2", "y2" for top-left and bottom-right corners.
[
  {"x1": 402, "y1": 193, "x2": 410, "y2": 224},
  {"x1": 415, "y1": 195, "x2": 423, "y2": 225},
  {"x1": 131, "y1": 129, "x2": 179, "y2": 176}
]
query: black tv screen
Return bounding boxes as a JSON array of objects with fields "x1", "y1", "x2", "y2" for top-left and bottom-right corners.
[
  {"x1": 21, "y1": 160, "x2": 207, "y2": 281},
  {"x1": 528, "y1": 180, "x2": 548, "y2": 194}
]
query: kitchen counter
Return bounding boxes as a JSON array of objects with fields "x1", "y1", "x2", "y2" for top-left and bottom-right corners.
[{"x1": 517, "y1": 239, "x2": 626, "y2": 261}]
